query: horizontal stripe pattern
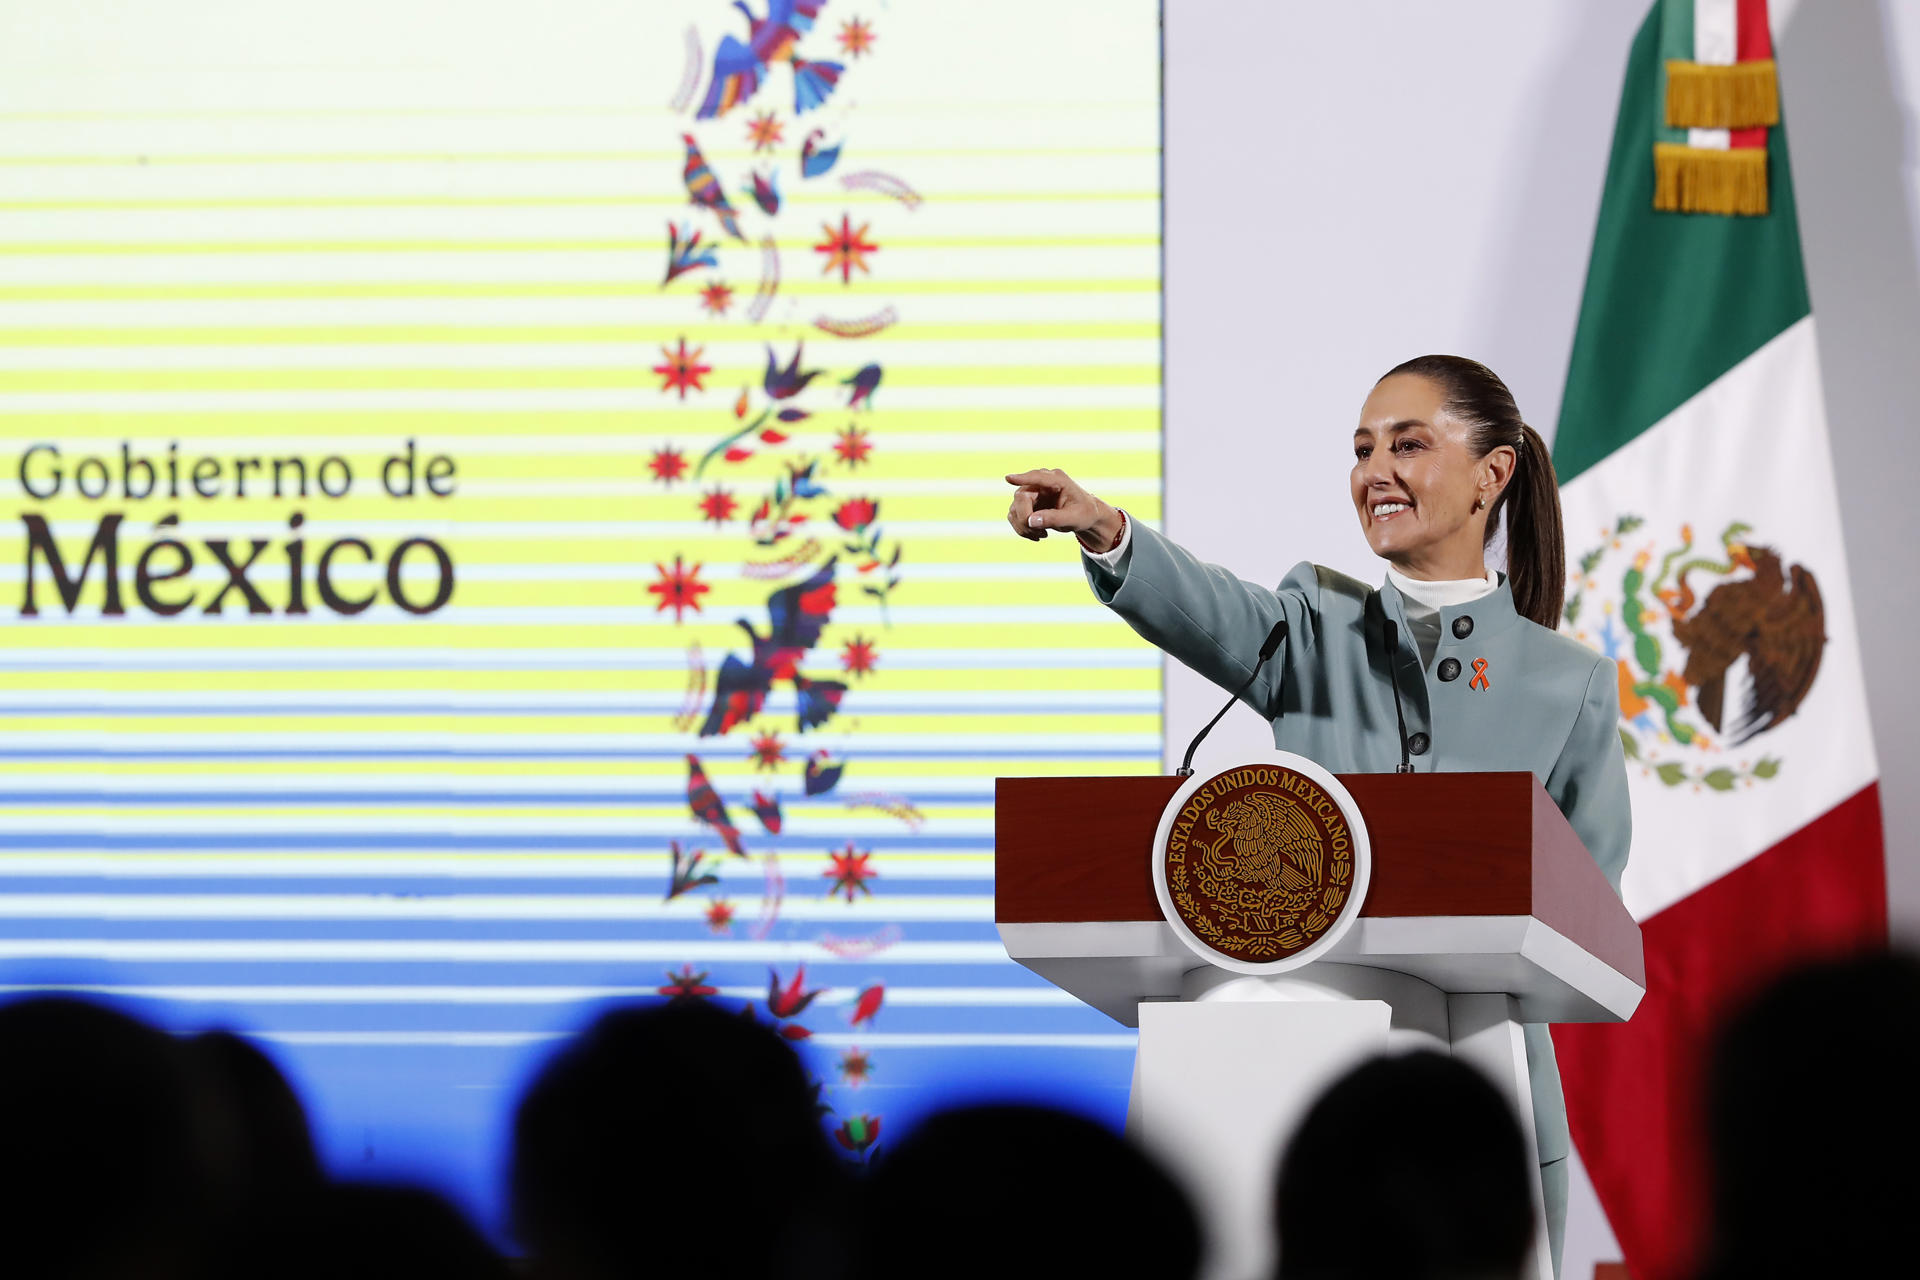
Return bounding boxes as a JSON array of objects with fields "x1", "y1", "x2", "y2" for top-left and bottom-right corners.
[{"x1": 0, "y1": 0, "x2": 1160, "y2": 1232}]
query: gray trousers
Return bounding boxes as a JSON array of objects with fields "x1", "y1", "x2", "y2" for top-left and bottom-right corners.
[{"x1": 1541, "y1": 1157, "x2": 1567, "y2": 1278}]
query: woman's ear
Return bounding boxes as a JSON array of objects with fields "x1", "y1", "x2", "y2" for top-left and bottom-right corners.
[{"x1": 1480, "y1": 444, "x2": 1518, "y2": 509}]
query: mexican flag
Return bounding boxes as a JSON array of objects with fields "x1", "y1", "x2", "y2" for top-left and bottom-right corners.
[{"x1": 1550, "y1": 2, "x2": 1885, "y2": 1276}]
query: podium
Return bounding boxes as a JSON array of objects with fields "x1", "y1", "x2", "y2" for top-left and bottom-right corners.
[{"x1": 995, "y1": 771, "x2": 1643, "y2": 1280}]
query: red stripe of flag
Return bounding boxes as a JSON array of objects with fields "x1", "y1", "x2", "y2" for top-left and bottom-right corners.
[{"x1": 1554, "y1": 782, "x2": 1886, "y2": 1279}]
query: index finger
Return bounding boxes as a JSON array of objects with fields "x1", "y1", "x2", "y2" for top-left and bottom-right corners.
[{"x1": 1004, "y1": 469, "x2": 1060, "y2": 487}]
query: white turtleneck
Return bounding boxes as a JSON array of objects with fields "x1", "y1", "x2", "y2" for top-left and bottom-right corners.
[
  {"x1": 1082, "y1": 513, "x2": 1496, "y2": 670},
  {"x1": 1386, "y1": 563, "x2": 1497, "y2": 668}
]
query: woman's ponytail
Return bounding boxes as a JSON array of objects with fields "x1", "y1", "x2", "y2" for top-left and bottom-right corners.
[
  {"x1": 1496, "y1": 422, "x2": 1564, "y2": 630},
  {"x1": 1376, "y1": 355, "x2": 1567, "y2": 630}
]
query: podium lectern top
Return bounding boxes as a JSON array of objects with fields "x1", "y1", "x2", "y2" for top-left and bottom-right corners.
[{"x1": 995, "y1": 772, "x2": 1643, "y2": 1026}]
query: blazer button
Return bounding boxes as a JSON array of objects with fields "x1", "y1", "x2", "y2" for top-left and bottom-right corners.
[
  {"x1": 1438, "y1": 657, "x2": 1462, "y2": 682},
  {"x1": 1451, "y1": 615, "x2": 1474, "y2": 639},
  {"x1": 1407, "y1": 732, "x2": 1431, "y2": 756}
]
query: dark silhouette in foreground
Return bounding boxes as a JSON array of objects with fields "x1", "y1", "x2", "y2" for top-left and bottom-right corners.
[
  {"x1": 854, "y1": 1102, "x2": 1202, "y2": 1280},
  {"x1": 1701, "y1": 949, "x2": 1920, "y2": 1280},
  {"x1": 1275, "y1": 1051, "x2": 1534, "y2": 1280},
  {"x1": 512, "y1": 999, "x2": 847, "y2": 1280}
]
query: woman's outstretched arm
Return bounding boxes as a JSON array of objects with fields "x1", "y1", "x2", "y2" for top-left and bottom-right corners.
[{"x1": 1005, "y1": 469, "x2": 1316, "y2": 715}]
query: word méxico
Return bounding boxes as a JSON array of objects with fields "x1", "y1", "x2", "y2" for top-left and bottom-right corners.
[{"x1": 20, "y1": 513, "x2": 454, "y2": 617}]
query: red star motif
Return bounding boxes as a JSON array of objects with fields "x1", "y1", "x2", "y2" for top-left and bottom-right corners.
[
  {"x1": 840, "y1": 634, "x2": 878, "y2": 679},
  {"x1": 647, "y1": 555, "x2": 710, "y2": 623},
  {"x1": 697, "y1": 485, "x2": 738, "y2": 527},
  {"x1": 749, "y1": 727, "x2": 787, "y2": 771},
  {"x1": 652, "y1": 337, "x2": 713, "y2": 399},
  {"x1": 824, "y1": 843, "x2": 876, "y2": 902},
  {"x1": 705, "y1": 899, "x2": 735, "y2": 933},
  {"x1": 832, "y1": 423, "x2": 874, "y2": 469},
  {"x1": 814, "y1": 215, "x2": 879, "y2": 285},
  {"x1": 838, "y1": 1047, "x2": 873, "y2": 1087},
  {"x1": 837, "y1": 17, "x2": 876, "y2": 57},
  {"x1": 746, "y1": 111, "x2": 785, "y2": 153},
  {"x1": 649, "y1": 445, "x2": 689, "y2": 486},
  {"x1": 657, "y1": 965, "x2": 718, "y2": 1001},
  {"x1": 699, "y1": 279, "x2": 735, "y2": 316}
]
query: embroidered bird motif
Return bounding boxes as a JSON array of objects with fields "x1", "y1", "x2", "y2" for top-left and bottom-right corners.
[
  {"x1": 680, "y1": 135, "x2": 746, "y2": 242},
  {"x1": 696, "y1": 0, "x2": 845, "y2": 120},
  {"x1": 699, "y1": 559, "x2": 848, "y2": 737}
]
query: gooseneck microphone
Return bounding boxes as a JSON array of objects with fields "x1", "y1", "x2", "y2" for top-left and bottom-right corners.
[
  {"x1": 1177, "y1": 619, "x2": 1289, "y2": 778},
  {"x1": 1383, "y1": 619, "x2": 1414, "y2": 774}
]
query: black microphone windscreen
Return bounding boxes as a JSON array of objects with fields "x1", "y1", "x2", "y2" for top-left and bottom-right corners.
[{"x1": 1258, "y1": 619, "x2": 1288, "y2": 661}]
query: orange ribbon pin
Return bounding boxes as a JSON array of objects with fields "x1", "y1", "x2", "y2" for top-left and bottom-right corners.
[{"x1": 1468, "y1": 658, "x2": 1491, "y2": 691}]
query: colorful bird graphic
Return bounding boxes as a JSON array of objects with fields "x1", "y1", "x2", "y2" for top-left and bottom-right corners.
[
  {"x1": 751, "y1": 789, "x2": 785, "y2": 834},
  {"x1": 765, "y1": 965, "x2": 823, "y2": 1038},
  {"x1": 696, "y1": 0, "x2": 845, "y2": 120},
  {"x1": 681, "y1": 134, "x2": 746, "y2": 241},
  {"x1": 686, "y1": 753, "x2": 748, "y2": 856},
  {"x1": 665, "y1": 840, "x2": 722, "y2": 900},
  {"x1": 800, "y1": 129, "x2": 843, "y2": 178},
  {"x1": 662, "y1": 221, "x2": 719, "y2": 286},
  {"x1": 804, "y1": 750, "x2": 846, "y2": 796},
  {"x1": 698, "y1": 559, "x2": 849, "y2": 736},
  {"x1": 749, "y1": 168, "x2": 782, "y2": 216},
  {"x1": 849, "y1": 983, "x2": 884, "y2": 1028},
  {"x1": 764, "y1": 341, "x2": 823, "y2": 400},
  {"x1": 842, "y1": 363, "x2": 882, "y2": 410}
]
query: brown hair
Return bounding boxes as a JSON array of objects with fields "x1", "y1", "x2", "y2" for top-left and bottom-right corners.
[{"x1": 1377, "y1": 355, "x2": 1565, "y2": 629}]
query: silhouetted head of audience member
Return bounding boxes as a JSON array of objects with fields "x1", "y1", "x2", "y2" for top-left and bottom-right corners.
[
  {"x1": 185, "y1": 1029, "x2": 323, "y2": 1219},
  {"x1": 1275, "y1": 1051, "x2": 1533, "y2": 1280},
  {"x1": 511, "y1": 998, "x2": 845, "y2": 1280},
  {"x1": 0, "y1": 996, "x2": 213, "y2": 1279},
  {"x1": 854, "y1": 1102, "x2": 1203, "y2": 1280},
  {"x1": 211, "y1": 1182, "x2": 513, "y2": 1280},
  {"x1": 1702, "y1": 947, "x2": 1920, "y2": 1279}
]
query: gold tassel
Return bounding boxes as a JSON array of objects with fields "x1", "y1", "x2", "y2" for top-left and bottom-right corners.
[
  {"x1": 1653, "y1": 143, "x2": 1769, "y2": 216},
  {"x1": 1665, "y1": 59, "x2": 1780, "y2": 129}
]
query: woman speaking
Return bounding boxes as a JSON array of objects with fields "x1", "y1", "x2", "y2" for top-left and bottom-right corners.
[{"x1": 1005, "y1": 354, "x2": 1630, "y2": 1270}]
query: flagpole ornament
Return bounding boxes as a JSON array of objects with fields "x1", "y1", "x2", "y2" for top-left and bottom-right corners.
[
  {"x1": 1651, "y1": 0, "x2": 1781, "y2": 217},
  {"x1": 1150, "y1": 754, "x2": 1372, "y2": 975}
]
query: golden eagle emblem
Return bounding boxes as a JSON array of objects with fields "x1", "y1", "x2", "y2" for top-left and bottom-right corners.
[{"x1": 1159, "y1": 765, "x2": 1356, "y2": 965}]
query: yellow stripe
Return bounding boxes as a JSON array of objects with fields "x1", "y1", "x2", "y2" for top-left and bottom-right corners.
[
  {"x1": 0, "y1": 323, "x2": 1160, "y2": 346},
  {"x1": 0, "y1": 407, "x2": 1162, "y2": 437},
  {"x1": 0, "y1": 364, "x2": 1161, "y2": 391},
  {"x1": 0, "y1": 235, "x2": 1156, "y2": 255},
  {"x1": 0, "y1": 278, "x2": 1158, "y2": 301},
  {"x1": 0, "y1": 192, "x2": 1157, "y2": 211},
  {"x1": 0, "y1": 147, "x2": 1158, "y2": 166}
]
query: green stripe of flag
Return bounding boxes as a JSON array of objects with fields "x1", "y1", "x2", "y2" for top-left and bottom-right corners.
[{"x1": 1553, "y1": 1, "x2": 1810, "y2": 485}]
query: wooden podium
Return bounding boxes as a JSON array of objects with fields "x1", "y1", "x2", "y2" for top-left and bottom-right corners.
[{"x1": 995, "y1": 771, "x2": 1643, "y2": 1280}]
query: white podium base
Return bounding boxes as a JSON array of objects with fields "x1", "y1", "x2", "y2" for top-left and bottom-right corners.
[{"x1": 1127, "y1": 965, "x2": 1553, "y2": 1280}]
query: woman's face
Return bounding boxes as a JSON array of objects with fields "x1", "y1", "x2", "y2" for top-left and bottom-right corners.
[{"x1": 1351, "y1": 374, "x2": 1509, "y2": 576}]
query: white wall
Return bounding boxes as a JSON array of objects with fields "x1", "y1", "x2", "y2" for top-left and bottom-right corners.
[{"x1": 1163, "y1": 1, "x2": 1920, "y2": 1274}]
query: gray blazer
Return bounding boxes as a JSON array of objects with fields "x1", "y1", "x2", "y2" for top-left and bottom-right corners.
[{"x1": 1085, "y1": 521, "x2": 1632, "y2": 1166}]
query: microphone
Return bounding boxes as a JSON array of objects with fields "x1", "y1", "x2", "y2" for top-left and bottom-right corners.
[
  {"x1": 1177, "y1": 620, "x2": 1288, "y2": 778},
  {"x1": 1383, "y1": 619, "x2": 1414, "y2": 774}
]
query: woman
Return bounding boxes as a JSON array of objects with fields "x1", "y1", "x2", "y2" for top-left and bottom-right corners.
[{"x1": 1005, "y1": 354, "x2": 1630, "y2": 1274}]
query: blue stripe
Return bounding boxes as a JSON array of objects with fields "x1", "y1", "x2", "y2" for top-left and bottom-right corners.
[
  {"x1": 0, "y1": 875, "x2": 992, "y2": 895},
  {"x1": 0, "y1": 703, "x2": 1151, "y2": 717},
  {"x1": 0, "y1": 747, "x2": 1159, "y2": 761},
  {"x1": 0, "y1": 790, "x2": 1000, "y2": 806},
  {"x1": 0, "y1": 919, "x2": 1004, "y2": 942},
  {"x1": 0, "y1": 832, "x2": 999, "y2": 850}
]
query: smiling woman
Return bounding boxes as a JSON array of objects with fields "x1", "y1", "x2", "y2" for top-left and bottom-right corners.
[{"x1": 1003, "y1": 354, "x2": 1631, "y2": 1272}]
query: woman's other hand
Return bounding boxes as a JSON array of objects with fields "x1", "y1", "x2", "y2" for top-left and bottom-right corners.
[{"x1": 1005, "y1": 469, "x2": 1124, "y2": 550}]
